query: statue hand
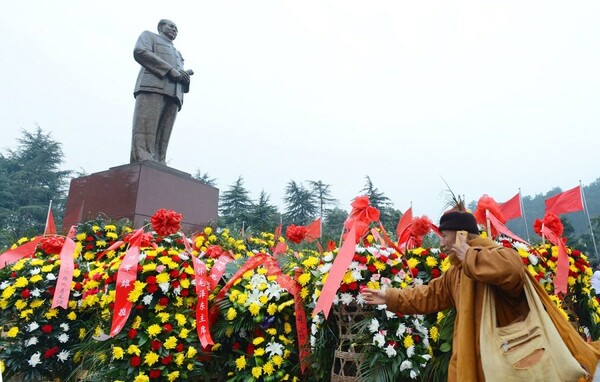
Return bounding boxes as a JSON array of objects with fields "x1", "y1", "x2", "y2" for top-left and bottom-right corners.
[
  {"x1": 178, "y1": 69, "x2": 190, "y2": 84},
  {"x1": 167, "y1": 68, "x2": 189, "y2": 84}
]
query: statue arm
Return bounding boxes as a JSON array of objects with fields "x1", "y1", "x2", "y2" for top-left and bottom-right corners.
[{"x1": 133, "y1": 31, "x2": 174, "y2": 78}]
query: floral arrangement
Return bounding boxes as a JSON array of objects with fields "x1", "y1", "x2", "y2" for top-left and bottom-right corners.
[{"x1": 0, "y1": 235, "x2": 87, "y2": 381}]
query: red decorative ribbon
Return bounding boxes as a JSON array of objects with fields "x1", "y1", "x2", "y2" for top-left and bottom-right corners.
[
  {"x1": 109, "y1": 228, "x2": 144, "y2": 337},
  {"x1": 540, "y1": 225, "x2": 569, "y2": 295},
  {"x1": 207, "y1": 252, "x2": 233, "y2": 290},
  {"x1": 51, "y1": 227, "x2": 77, "y2": 309},
  {"x1": 97, "y1": 240, "x2": 125, "y2": 261},
  {"x1": 191, "y1": 255, "x2": 214, "y2": 348},
  {"x1": 313, "y1": 224, "x2": 357, "y2": 319},
  {"x1": 486, "y1": 210, "x2": 528, "y2": 244},
  {"x1": 0, "y1": 236, "x2": 42, "y2": 270},
  {"x1": 209, "y1": 254, "x2": 310, "y2": 373}
]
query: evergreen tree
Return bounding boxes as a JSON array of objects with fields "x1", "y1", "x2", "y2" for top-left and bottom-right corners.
[
  {"x1": 193, "y1": 169, "x2": 217, "y2": 187},
  {"x1": 360, "y1": 176, "x2": 392, "y2": 210},
  {"x1": 247, "y1": 190, "x2": 280, "y2": 233},
  {"x1": 0, "y1": 127, "x2": 70, "y2": 247},
  {"x1": 219, "y1": 176, "x2": 252, "y2": 229},
  {"x1": 283, "y1": 180, "x2": 318, "y2": 226},
  {"x1": 322, "y1": 207, "x2": 348, "y2": 243},
  {"x1": 308, "y1": 180, "x2": 338, "y2": 219}
]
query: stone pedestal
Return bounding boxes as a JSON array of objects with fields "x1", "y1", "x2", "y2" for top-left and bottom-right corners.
[{"x1": 62, "y1": 161, "x2": 218, "y2": 232}]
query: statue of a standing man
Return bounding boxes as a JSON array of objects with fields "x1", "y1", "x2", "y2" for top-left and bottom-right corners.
[{"x1": 130, "y1": 19, "x2": 192, "y2": 164}]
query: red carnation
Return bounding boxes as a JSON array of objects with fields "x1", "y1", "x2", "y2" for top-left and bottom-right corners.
[
  {"x1": 149, "y1": 370, "x2": 162, "y2": 379},
  {"x1": 127, "y1": 328, "x2": 137, "y2": 339},
  {"x1": 170, "y1": 270, "x2": 179, "y2": 278},
  {"x1": 286, "y1": 225, "x2": 308, "y2": 244},
  {"x1": 474, "y1": 195, "x2": 506, "y2": 224},
  {"x1": 41, "y1": 324, "x2": 53, "y2": 334},
  {"x1": 180, "y1": 289, "x2": 189, "y2": 297},
  {"x1": 158, "y1": 297, "x2": 169, "y2": 306},
  {"x1": 431, "y1": 269, "x2": 441, "y2": 278},
  {"x1": 40, "y1": 236, "x2": 65, "y2": 255},
  {"x1": 43, "y1": 346, "x2": 59, "y2": 359},
  {"x1": 147, "y1": 284, "x2": 159, "y2": 294},
  {"x1": 146, "y1": 275, "x2": 157, "y2": 284},
  {"x1": 151, "y1": 208, "x2": 183, "y2": 237},
  {"x1": 164, "y1": 323, "x2": 173, "y2": 332},
  {"x1": 130, "y1": 355, "x2": 141, "y2": 367},
  {"x1": 151, "y1": 339, "x2": 162, "y2": 351},
  {"x1": 176, "y1": 343, "x2": 185, "y2": 352},
  {"x1": 246, "y1": 343, "x2": 255, "y2": 355},
  {"x1": 21, "y1": 289, "x2": 31, "y2": 299},
  {"x1": 161, "y1": 354, "x2": 172, "y2": 365},
  {"x1": 206, "y1": 245, "x2": 224, "y2": 259}
]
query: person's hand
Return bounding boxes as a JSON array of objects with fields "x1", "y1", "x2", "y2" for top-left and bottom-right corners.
[
  {"x1": 451, "y1": 234, "x2": 470, "y2": 263},
  {"x1": 361, "y1": 288, "x2": 386, "y2": 305},
  {"x1": 168, "y1": 68, "x2": 190, "y2": 84}
]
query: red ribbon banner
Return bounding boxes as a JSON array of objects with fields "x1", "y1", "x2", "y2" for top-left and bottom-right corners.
[
  {"x1": 52, "y1": 227, "x2": 77, "y2": 309},
  {"x1": 109, "y1": 228, "x2": 144, "y2": 337},
  {"x1": 486, "y1": 210, "x2": 528, "y2": 244},
  {"x1": 313, "y1": 224, "x2": 357, "y2": 319},
  {"x1": 207, "y1": 252, "x2": 233, "y2": 290},
  {"x1": 541, "y1": 225, "x2": 569, "y2": 295},
  {"x1": 191, "y1": 255, "x2": 215, "y2": 348},
  {"x1": 0, "y1": 236, "x2": 43, "y2": 270}
]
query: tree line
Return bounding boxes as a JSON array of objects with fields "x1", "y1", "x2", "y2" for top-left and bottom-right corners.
[{"x1": 1, "y1": 126, "x2": 599, "y2": 258}]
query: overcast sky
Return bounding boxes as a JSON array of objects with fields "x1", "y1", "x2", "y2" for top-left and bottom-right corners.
[{"x1": 2, "y1": 1, "x2": 599, "y2": 221}]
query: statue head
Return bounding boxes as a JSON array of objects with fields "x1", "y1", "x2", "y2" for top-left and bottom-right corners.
[{"x1": 157, "y1": 19, "x2": 178, "y2": 41}]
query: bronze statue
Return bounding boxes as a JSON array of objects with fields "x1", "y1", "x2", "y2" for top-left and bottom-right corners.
[{"x1": 130, "y1": 19, "x2": 192, "y2": 164}]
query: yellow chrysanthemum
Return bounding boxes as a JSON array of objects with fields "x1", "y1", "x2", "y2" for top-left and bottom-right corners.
[
  {"x1": 425, "y1": 256, "x2": 438, "y2": 267},
  {"x1": 175, "y1": 353, "x2": 185, "y2": 366},
  {"x1": 156, "y1": 272, "x2": 170, "y2": 284},
  {"x1": 403, "y1": 335, "x2": 414, "y2": 348},
  {"x1": 144, "y1": 351, "x2": 159, "y2": 366},
  {"x1": 252, "y1": 366, "x2": 262, "y2": 378},
  {"x1": 186, "y1": 346, "x2": 197, "y2": 359},
  {"x1": 113, "y1": 346, "x2": 124, "y2": 360},
  {"x1": 406, "y1": 258, "x2": 419, "y2": 269},
  {"x1": 430, "y1": 326, "x2": 439, "y2": 342},
  {"x1": 226, "y1": 308, "x2": 237, "y2": 321},
  {"x1": 15, "y1": 300, "x2": 27, "y2": 311},
  {"x1": 284, "y1": 322, "x2": 292, "y2": 334},
  {"x1": 147, "y1": 324, "x2": 162, "y2": 338},
  {"x1": 45, "y1": 308, "x2": 58, "y2": 319},
  {"x1": 253, "y1": 337, "x2": 265, "y2": 346},
  {"x1": 164, "y1": 336, "x2": 178, "y2": 350},
  {"x1": 14, "y1": 277, "x2": 28, "y2": 288},
  {"x1": 127, "y1": 345, "x2": 141, "y2": 356},
  {"x1": 235, "y1": 355, "x2": 246, "y2": 370},
  {"x1": 179, "y1": 328, "x2": 190, "y2": 339},
  {"x1": 6, "y1": 327, "x2": 18, "y2": 338},
  {"x1": 272, "y1": 355, "x2": 283, "y2": 367},
  {"x1": 254, "y1": 348, "x2": 265, "y2": 356},
  {"x1": 167, "y1": 371, "x2": 180, "y2": 382},
  {"x1": 134, "y1": 374, "x2": 149, "y2": 382},
  {"x1": 263, "y1": 361, "x2": 275, "y2": 375}
]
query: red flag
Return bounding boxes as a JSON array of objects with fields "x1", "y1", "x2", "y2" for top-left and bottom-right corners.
[
  {"x1": 499, "y1": 193, "x2": 522, "y2": 221},
  {"x1": 274, "y1": 224, "x2": 282, "y2": 240},
  {"x1": 545, "y1": 186, "x2": 584, "y2": 215},
  {"x1": 304, "y1": 218, "x2": 321, "y2": 243},
  {"x1": 396, "y1": 207, "x2": 413, "y2": 240},
  {"x1": 45, "y1": 208, "x2": 57, "y2": 235}
]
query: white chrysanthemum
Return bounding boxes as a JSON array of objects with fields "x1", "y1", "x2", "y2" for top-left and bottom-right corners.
[
  {"x1": 528, "y1": 254, "x2": 539, "y2": 266},
  {"x1": 31, "y1": 288, "x2": 43, "y2": 297},
  {"x1": 310, "y1": 335, "x2": 316, "y2": 347},
  {"x1": 27, "y1": 322, "x2": 40, "y2": 332},
  {"x1": 355, "y1": 293, "x2": 366, "y2": 306},
  {"x1": 28, "y1": 352, "x2": 42, "y2": 367},
  {"x1": 159, "y1": 282, "x2": 170, "y2": 293},
  {"x1": 372, "y1": 333, "x2": 385, "y2": 348},
  {"x1": 396, "y1": 323, "x2": 407, "y2": 337},
  {"x1": 351, "y1": 269, "x2": 363, "y2": 281},
  {"x1": 0, "y1": 280, "x2": 10, "y2": 289},
  {"x1": 385, "y1": 310, "x2": 395, "y2": 319},
  {"x1": 30, "y1": 267, "x2": 41, "y2": 275},
  {"x1": 332, "y1": 295, "x2": 340, "y2": 304},
  {"x1": 26, "y1": 337, "x2": 39, "y2": 347},
  {"x1": 313, "y1": 314, "x2": 323, "y2": 325},
  {"x1": 400, "y1": 359, "x2": 412, "y2": 371},
  {"x1": 58, "y1": 333, "x2": 69, "y2": 343},
  {"x1": 410, "y1": 370, "x2": 418, "y2": 379},
  {"x1": 406, "y1": 345, "x2": 415, "y2": 358},
  {"x1": 178, "y1": 252, "x2": 190, "y2": 261},
  {"x1": 265, "y1": 341, "x2": 284, "y2": 357},
  {"x1": 320, "y1": 263, "x2": 333, "y2": 274},
  {"x1": 311, "y1": 323, "x2": 319, "y2": 335},
  {"x1": 46, "y1": 273, "x2": 56, "y2": 281},
  {"x1": 368, "y1": 318, "x2": 379, "y2": 333},
  {"x1": 376, "y1": 303, "x2": 388, "y2": 310},
  {"x1": 57, "y1": 350, "x2": 70, "y2": 362},
  {"x1": 340, "y1": 293, "x2": 354, "y2": 305},
  {"x1": 422, "y1": 354, "x2": 431, "y2": 361},
  {"x1": 385, "y1": 345, "x2": 397, "y2": 358},
  {"x1": 60, "y1": 323, "x2": 69, "y2": 332},
  {"x1": 413, "y1": 278, "x2": 424, "y2": 286},
  {"x1": 322, "y1": 253, "x2": 334, "y2": 262},
  {"x1": 173, "y1": 286, "x2": 181, "y2": 296},
  {"x1": 142, "y1": 295, "x2": 153, "y2": 305},
  {"x1": 423, "y1": 337, "x2": 430, "y2": 348}
]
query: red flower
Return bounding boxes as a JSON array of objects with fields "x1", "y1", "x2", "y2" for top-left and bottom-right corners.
[
  {"x1": 146, "y1": 275, "x2": 157, "y2": 284},
  {"x1": 409, "y1": 216, "x2": 433, "y2": 237},
  {"x1": 124, "y1": 231, "x2": 154, "y2": 247},
  {"x1": 474, "y1": 195, "x2": 505, "y2": 225},
  {"x1": 180, "y1": 289, "x2": 189, "y2": 297},
  {"x1": 43, "y1": 346, "x2": 59, "y2": 359},
  {"x1": 344, "y1": 195, "x2": 380, "y2": 238},
  {"x1": 410, "y1": 268, "x2": 419, "y2": 277},
  {"x1": 40, "y1": 236, "x2": 65, "y2": 255},
  {"x1": 170, "y1": 270, "x2": 179, "y2": 278},
  {"x1": 246, "y1": 343, "x2": 255, "y2": 355},
  {"x1": 130, "y1": 355, "x2": 141, "y2": 367},
  {"x1": 206, "y1": 245, "x2": 224, "y2": 258},
  {"x1": 159, "y1": 297, "x2": 169, "y2": 306},
  {"x1": 431, "y1": 269, "x2": 441, "y2": 278},
  {"x1": 533, "y1": 213, "x2": 564, "y2": 238},
  {"x1": 286, "y1": 225, "x2": 308, "y2": 244},
  {"x1": 128, "y1": 328, "x2": 137, "y2": 339},
  {"x1": 164, "y1": 323, "x2": 173, "y2": 332},
  {"x1": 21, "y1": 289, "x2": 31, "y2": 299},
  {"x1": 151, "y1": 339, "x2": 162, "y2": 351},
  {"x1": 151, "y1": 209, "x2": 183, "y2": 237},
  {"x1": 147, "y1": 284, "x2": 159, "y2": 294},
  {"x1": 149, "y1": 370, "x2": 162, "y2": 379},
  {"x1": 161, "y1": 354, "x2": 172, "y2": 365},
  {"x1": 41, "y1": 324, "x2": 53, "y2": 334},
  {"x1": 176, "y1": 343, "x2": 185, "y2": 352}
]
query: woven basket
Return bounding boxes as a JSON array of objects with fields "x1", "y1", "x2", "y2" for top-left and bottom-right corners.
[{"x1": 330, "y1": 302, "x2": 366, "y2": 381}]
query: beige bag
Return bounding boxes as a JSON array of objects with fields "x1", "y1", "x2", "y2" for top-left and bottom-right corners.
[{"x1": 480, "y1": 276, "x2": 587, "y2": 382}]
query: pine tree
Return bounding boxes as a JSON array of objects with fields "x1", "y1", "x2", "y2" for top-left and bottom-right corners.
[
  {"x1": 283, "y1": 180, "x2": 318, "y2": 226},
  {"x1": 219, "y1": 176, "x2": 252, "y2": 229},
  {"x1": 192, "y1": 169, "x2": 217, "y2": 187},
  {"x1": 308, "y1": 180, "x2": 338, "y2": 219},
  {"x1": 247, "y1": 190, "x2": 280, "y2": 233}
]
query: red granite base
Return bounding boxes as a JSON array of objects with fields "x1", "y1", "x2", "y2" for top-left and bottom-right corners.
[{"x1": 62, "y1": 161, "x2": 218, "y2": 233}]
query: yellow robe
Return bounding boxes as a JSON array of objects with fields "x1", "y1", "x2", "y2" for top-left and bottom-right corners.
[{"x1": 385, "y1": 236, "x2": 600, "y2": 381}]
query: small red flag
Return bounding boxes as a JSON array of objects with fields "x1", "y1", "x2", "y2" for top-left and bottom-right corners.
[
  {"x1": 304, "y1": 218, "x2": 321, "y2": 243},
  {"x1": 396, "y1": 207, "x2": 413, "y2": 243},
  {"x1": 499, "y1": 193, "x2": 522, "y2": 221},
  {"x1": 45, "y1": 209, "x2": 57, "y2": 235},
  {"x1": 274, "y1": 224, "x2": 282, "y2": 240},
  {"x1": 545, "y1": 185, "x2": 584, "y2": 215}
]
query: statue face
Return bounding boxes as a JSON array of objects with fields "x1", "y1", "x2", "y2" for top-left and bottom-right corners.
[{"x1": 159, "y1": 20, "x2": 178, "y2": 41}]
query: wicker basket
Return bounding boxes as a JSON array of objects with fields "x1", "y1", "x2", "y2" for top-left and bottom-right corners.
[{"x1": 330, "y1": 302, "x2": 366, "y2": 382}]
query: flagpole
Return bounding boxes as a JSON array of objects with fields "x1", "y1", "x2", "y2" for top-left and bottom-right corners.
[
  {"x1": 519, "y1": 189, "x2": 531, "y2": 242},
  {"x1": 46, "y1": 200, "x2": 53, "y2": 228},
  {"x1": 580, "y1": 180, "x2": 599, "y2": 259}
]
